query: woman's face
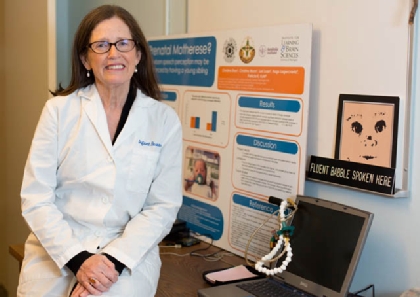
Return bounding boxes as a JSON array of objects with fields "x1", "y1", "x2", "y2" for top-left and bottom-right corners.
[{"x1": 81, "y1": 17, "x2": 141, "y2": 90}]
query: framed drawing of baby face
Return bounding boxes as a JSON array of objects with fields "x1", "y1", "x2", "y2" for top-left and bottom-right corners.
[{"x1": 334, "y1": 94, "x2": 399, "y2": 168}]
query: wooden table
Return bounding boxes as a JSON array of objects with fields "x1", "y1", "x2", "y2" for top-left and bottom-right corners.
[{"x1": 9, "y1": 242, "x2": 246, "y2": 297}]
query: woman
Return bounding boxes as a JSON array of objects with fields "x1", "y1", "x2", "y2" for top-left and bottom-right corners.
[{"x1": 17, "y1": 5, "x2": 182, "y2": 297}]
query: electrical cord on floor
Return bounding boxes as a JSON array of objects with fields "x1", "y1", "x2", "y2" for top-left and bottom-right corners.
[
  {"x1": 159, "y1": 251, "x2": 191, "y2": 257},
  {"x1": 350, "y1": 284, "x2": 375, "y2": 297},
  {"x1": 189, "y1": 232, "x2": 214, "y2": 255},
  {"x1": 159, "y1": 232, "x2": 235, "y2": 262},
  {"x1": 190, "y1": 232, "x2": 236, "y2": 262},
  {"x1": 158, "y1": 244, "x2": 182, "y2": 248},
  {"x1": 159, "y1": 243, "x2": 190, "y2": 257}
]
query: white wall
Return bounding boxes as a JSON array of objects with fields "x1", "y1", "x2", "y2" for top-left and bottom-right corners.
[{"x1": 188, "y1": 1, "x2": 420, "y2": 296}]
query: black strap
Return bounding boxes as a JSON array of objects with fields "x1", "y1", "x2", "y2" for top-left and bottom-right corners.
[
  {"x1": 66, "y1": 251, "x2": 94, "y2": 276},
  {"x1": 103, "y1": 253, "x2": 125, "y2": 274},
  {"x1": 113, "y1": 84, "x2": 137, "y2": 145}
]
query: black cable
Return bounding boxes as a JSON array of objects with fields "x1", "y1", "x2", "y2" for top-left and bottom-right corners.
[
  {"x1": 352, "y1": 284, "x2": 375, "y2": 297},
  {"x1": 189, "y1": 233, "x2": 225, "y2": 260},
  {"x1": 189, "y1": 233, "x2": 213, "y2": 254}
]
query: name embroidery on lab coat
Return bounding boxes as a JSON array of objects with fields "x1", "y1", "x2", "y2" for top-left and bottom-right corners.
[{"x1": 139, "y1": 140, "x2": 162, "y2": 147}]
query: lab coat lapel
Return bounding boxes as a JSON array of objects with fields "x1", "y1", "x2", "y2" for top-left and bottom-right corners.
[
  {"x1": 113, "y1": 90, "x2": 153, "y2": 148},
  {"x1": 79, "y1": 86, "x2": 114, "y2": 158},
  {"x1": 113, "y1": 101, "x2": 147, "y2": 148}
]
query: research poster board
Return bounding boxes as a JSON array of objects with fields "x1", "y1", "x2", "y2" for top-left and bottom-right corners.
[{"x1": 149, "y1": 23, "x2": 312, "y2": 259}]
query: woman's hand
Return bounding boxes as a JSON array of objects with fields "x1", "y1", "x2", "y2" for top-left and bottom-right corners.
[
  {"x1": 76, "y1": 254, "x2": 119, "y2": 295},
  {"x1": 70, "y1": 282, "x2": 90, "y2": 297}
]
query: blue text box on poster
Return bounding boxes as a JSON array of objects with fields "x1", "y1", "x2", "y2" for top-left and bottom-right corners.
[
  {"x1": 148, "y1": 37, "x2": 216, "y2": 87},
  {"x1": 177, "y1": 196, "x2": 224, "y2": 240},
  {"x1": 236, "y1": 134, "x2": 298, "y2": 155},
  {"x1": 233, "y1": 134, "x2": 300, "y2": 198}
]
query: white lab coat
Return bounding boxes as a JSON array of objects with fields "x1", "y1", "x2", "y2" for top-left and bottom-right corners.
[{"x1": 17, "y1": 84, "x2": 183, "y2": 297}]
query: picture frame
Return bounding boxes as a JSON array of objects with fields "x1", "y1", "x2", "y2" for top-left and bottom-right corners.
[
  {"x1": 184, "y1": 146, "x2": 220, "y2": 201},
  {"x1": 334, "y1": 94, "x2": 399, "y2": 169}
]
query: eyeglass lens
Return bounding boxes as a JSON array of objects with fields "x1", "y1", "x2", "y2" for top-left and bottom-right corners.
[{"x1": 90, "y1": 39, "x2": 135, "y2": 53}]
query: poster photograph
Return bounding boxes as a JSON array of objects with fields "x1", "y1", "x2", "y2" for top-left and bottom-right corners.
[
  {"x1": 334, "y1": 94, "x2": 399, "y2": 169},
  {"x1": 184, "y1": 146, "x2": 220, "y2": 201}
]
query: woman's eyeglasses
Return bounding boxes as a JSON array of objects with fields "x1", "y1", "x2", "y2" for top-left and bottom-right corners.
[{"x1": 88, "y1": 39, "x2": 137, "y2": 54}]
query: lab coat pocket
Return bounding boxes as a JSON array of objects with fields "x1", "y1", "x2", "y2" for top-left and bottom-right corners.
[{"x1": 127, "y1": 149, "x2": 159, "y2": 193}]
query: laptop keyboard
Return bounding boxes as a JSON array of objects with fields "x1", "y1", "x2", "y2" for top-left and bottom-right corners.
[{"x1": 237, "y1": 279, "x2": 305, "y2": 297}]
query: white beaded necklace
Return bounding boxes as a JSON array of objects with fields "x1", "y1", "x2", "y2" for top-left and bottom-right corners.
[{"x1": 244, "y1": 198, "x2": 297, "y2": 276}]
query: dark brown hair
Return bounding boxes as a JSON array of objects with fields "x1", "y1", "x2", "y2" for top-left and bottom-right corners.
[{"x1": 52, "y1": 5, "x2": 161, "y2": 100}]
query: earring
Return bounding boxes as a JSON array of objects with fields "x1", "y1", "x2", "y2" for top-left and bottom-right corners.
[
  {"x1": 87, "y1": 70, "x2": 90, "y2": 78},
  {"x1": 134, "y1": 66, "x2": 137, "y2": 73}
]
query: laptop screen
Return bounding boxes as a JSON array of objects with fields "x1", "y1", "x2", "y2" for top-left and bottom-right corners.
[{"x1": 274, "y1": 196, "x2": 373, "y2": 297}]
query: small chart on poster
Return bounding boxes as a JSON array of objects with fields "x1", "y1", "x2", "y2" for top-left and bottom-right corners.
[{"x1": 182, "y1": 91, "x2": 231, "y2": 147}]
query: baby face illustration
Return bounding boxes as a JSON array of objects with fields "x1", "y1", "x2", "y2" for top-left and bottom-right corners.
[{"x1": 339, "y1": 101, "x2": 395, "y2": 167}]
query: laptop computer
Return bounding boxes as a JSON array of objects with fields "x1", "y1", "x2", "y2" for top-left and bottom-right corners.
[{"x1": 197, "y1": 195, "x2": 373, "y2": 297}]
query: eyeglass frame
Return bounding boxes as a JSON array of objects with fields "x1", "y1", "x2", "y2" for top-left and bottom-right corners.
[{"x1": 87, "y1": 39, "x2": 138, "y2": 54}]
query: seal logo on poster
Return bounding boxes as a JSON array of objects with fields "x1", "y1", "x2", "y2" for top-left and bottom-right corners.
[
  {"x1": 259, "y1": 45, "x2": 267, "y2": 57},
  {"x1": 239, "y1": 37, "x2": 255, "y2": 64},
  {"x1": 259, "y1": 45, "x2": 279, "y2": 57},
  {"x1": 223, "y1": 37, "x2": 237, "y2": 63}
]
